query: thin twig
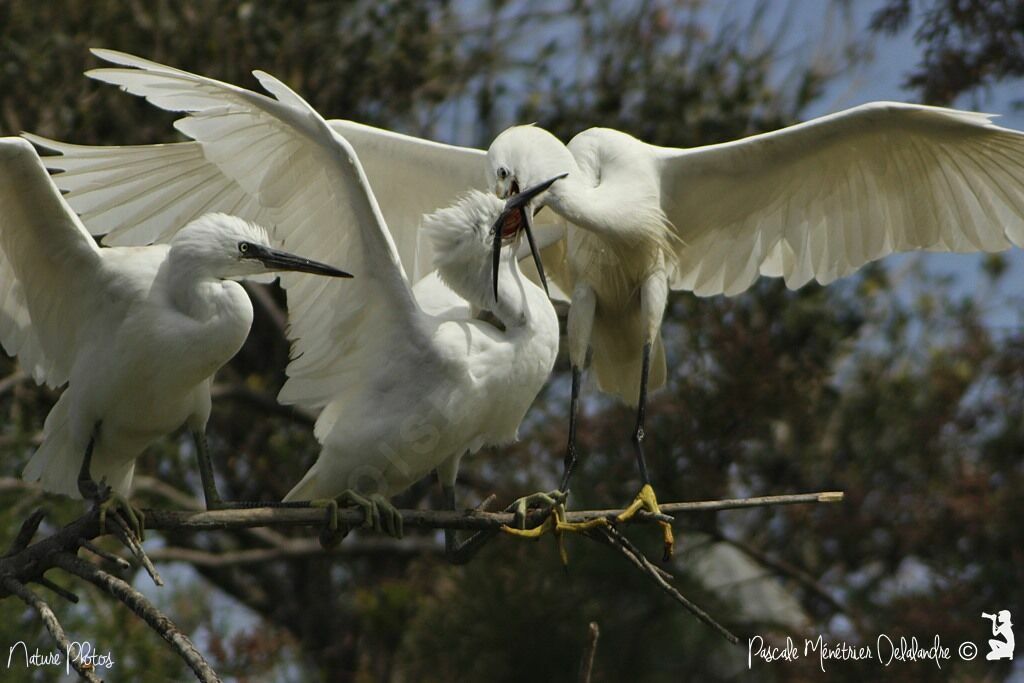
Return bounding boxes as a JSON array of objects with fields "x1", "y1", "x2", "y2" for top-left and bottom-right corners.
[
  {"x1": 35, "y1": 575, "x2": 79, "y2": 603},
  {"x1": 578, "y1": 622, "x2": 599, "y2": 683},
  {"x1": 712, "y1": 531, "x2": 863, "y2": 630},
  {"x1": 4, "y1": 508, "x2": 47, "y2": 557},
  {"x1": 109, "y1": 516, "x2": 163, "y2": 587},
  {"x1": 210, "y1": 383, "x2": 315, "y2": 427},
  {"x1": 0, "y1": 575, "x2": 102, "y2": 682},
  {"x1": 53, "y1": 553, "x2": 221, "y2": 683},
  {"x1": 79, "y1": 539, "x2": 132, "y2": 572},
  {"x1": 591, "y1": 526, "x2": 740, "y2": 644}
]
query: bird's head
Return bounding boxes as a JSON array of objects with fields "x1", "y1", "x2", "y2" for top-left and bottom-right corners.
[
  {"x1": 487, "y1": 125, "x2": 574, "y2": 203},
  {"x1": 170, "y1": 213, "x2": 352, "y2": 281},
  {"x1": 424, "y1": 176, "x2": 565, "y2": 304}
]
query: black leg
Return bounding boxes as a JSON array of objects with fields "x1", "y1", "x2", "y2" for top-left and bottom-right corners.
[
  {"x1": 77, "y1": 422, "x2": 104, "y2": 502},
  {"x1": 192, "y1": 430, "x2": 225, "y2": 510},
  {"x1": 559, "y1": 365, "x2": 583, "y2": 493},
  {"x1": 632, "y1": 342, "x2": 652, "y2": 486},
  {"x1": 75, "y1": 421, "x2": 145, "y2": 540},
  {"x1": 441, "y1": 480, "x2": 498, "y2": 565}
]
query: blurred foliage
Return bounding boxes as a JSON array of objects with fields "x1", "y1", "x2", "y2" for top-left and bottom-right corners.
[
  {"x1": 1, "y1": 0, "x2": 1022, "y2": 681},
  {"x1": 870, "y1": 0, "x2": 1024, "y2": 106}
]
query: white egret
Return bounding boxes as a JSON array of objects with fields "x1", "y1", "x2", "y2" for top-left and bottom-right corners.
[
  {"x1": 486, "y1": 107, "x2": 1024, "y2": 558},
  {"x1": 0, "y1": 138, "x2": 351, "y2": 534},
  {"x1": 35, "y1": 53, "x2": 1024, "y2": 559},
  {"x1": 30, "y1": 50, "x2": 574, "y2": 556}
]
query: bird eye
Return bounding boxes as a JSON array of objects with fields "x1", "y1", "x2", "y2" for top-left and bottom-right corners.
[
  {"x1": 238, "y1": 242, "x2": 250, "y2": 254},
  {"x1": 497, "y1": 167, "x2": 509, "y2": 180}
]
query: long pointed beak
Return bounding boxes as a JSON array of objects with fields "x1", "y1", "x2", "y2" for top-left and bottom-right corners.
[
  {"x1": 491, "y1": 173, "x2": 567, "y2": 302},
  {"x1": 253, "y1": 245, "x2": 353, "y2": 278}
]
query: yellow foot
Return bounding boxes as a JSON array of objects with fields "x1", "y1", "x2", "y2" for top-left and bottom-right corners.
[
  {"x1": 501, "y1": 492, "x2": 608, "y2": 565},
  {"x1": 97, "y1": 493, "x2": 145, "y2": 542},
  {"x1": 616, "y1": 484, "x2": 674, "y2": 561}
]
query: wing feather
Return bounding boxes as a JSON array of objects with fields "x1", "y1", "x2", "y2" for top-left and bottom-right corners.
[
  {"x1": 85, "y1": 49, "x2": 440, "y2": 408},
  {"x1": 658, "y1": 102, "x2": 1024, "y2": 296},
  {"x1": 0, "y1": 139, "x2": 104, "y2": 386}
]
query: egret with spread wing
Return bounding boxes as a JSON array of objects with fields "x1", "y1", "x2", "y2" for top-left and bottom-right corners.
[
  {"x1": 486, "y1": 106, "x2": 1024, "y2": 558},
  {"x1": 41, "y1": 51, "x2": 571, "y2": 557},
  {"x1": 35, "y1": 52, "x2": 1024, "y2": 560},
  {"x1": 0, "y1": 138, "x2": 351, "y2": 535}
]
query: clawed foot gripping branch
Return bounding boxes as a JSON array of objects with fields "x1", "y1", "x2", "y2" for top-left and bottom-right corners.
[{"x1": 0, "y1": 490, "x2": 843, "y2": 682}]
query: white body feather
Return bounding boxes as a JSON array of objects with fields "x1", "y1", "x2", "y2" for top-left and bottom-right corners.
[
  {"x1": 1, "y1": 138, "x2": 268, "y2": 497},
  {"x1": 31, "y1": 52, "x2": 559, "y2": 502},
  {"x1": 486, "y1": 104, "x2": 1024, "y2": 404}
]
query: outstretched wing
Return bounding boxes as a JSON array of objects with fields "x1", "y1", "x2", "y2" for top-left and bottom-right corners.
[
  {"x1": 657, "y1": 102, "x2": 1024, "y2": 296},
  {"x1": 0, "y1": 138, "x2": 104, "y2": 386},
  {"x1": 29, "y1": 114, "x2": 488, "y2": 287},
  {"x1": 23, "y1": 134, "x2": 274, "y2": 248},
  {"x1": 85, "y1": 49, "x2": 441, "y2": 409},
  {"x1": 325, "y1": 120, "x2": 488, "y2": 281}
]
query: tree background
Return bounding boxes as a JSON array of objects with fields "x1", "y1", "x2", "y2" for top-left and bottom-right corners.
[{"x1": 1, "y1": 0, "x2": 1022, "y2": 681}]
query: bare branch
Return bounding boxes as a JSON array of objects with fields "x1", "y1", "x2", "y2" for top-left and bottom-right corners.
[
  {"x1": 53, "y1": 553, "x2": 221, "y2": 683},
  {"x1": 142, "y1": 490, "x2": 844, "y2": 533},
  {"x1": 578, "y1": 622, "x2": 599, "y2": 683},
  {"x1": 4, "y1": 508, "x2": 47, "y2": 557},
  {"x1": 711, "y1": 530, "x2": 865, "y2": 633},
  {"x1": 589, "y1": 525, "x2": 740, "y2": 644},
  {"x1": 0, "y1": 575, "x2": 102, "y2": 682},
  {"x1": 147, "y1": 537, "x2": 440, "y2": 567},
  {"x1": 35, "y1": 575, "x2": 80, "y2": 604},
  {"x1": 109, "y1": 516, "x2": 163, "y2": 586},
  {"x1": 210, "y1": 383, "x2": 315, "y2": 427},
  {"x1": 79, "y1": 539, "x2": 132, "y2": 572}
]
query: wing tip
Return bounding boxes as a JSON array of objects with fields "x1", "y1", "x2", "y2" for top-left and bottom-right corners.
[{"x1": 0, "y1": 136, "x2": 36, "y2": 161}]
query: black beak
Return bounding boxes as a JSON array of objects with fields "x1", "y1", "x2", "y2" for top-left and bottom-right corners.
[
  {"x1": 491, "y1": 173, "x2": 568, "y2": 302},
  {"x1": 249, "y1": 244, "x2": 353, "y2": 278}
]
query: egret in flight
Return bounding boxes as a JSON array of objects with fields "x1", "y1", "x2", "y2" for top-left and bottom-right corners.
[
  {"x1": 0, "y1": 138, "x2": 351, "y2": 535},
  {"x1": 31, "y1": 50, "x2": 572, "y2": 557}
]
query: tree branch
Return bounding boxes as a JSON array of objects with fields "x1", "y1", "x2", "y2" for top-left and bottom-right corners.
[
  {"x1": 52, "y1": 553, "x2": 221, "y2": 683},
  {"x1": 0, "y1": 489, "x2": 843, "y2": 677},
  {"x1": 141, "y1": 491, "x2": 844, "y2": 533},
  {"x1": 578, "y1": 622, "x2": 599, "y2": 683},
  {"x1": 0, "y1": 574, "x2": 102, "y2": 682}
]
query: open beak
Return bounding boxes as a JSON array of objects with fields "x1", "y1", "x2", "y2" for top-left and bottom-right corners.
[
  {"x1": 250, "y1": 244, "x2": 353, "y2": 278},
  {"x1": 491, "y1": 173, "x2": 567, "y2": 302}
]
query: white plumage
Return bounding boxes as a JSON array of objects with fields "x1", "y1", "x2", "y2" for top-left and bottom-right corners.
[
  {"x1": 284, "y1": 189, "x2": 559, "y2": 503},
  {"x1": 29, "y1": 52, "x2": 561, "y2": 546},
  {"x1": 0, "y1": 138, "x2": 348, "y2": 506},
  {"x1": 32, "y1": 51, "x2": 1024, "y2": 551},
  {"x1": 483, "y1": 105, "x2": 1024, "y2": 557}
]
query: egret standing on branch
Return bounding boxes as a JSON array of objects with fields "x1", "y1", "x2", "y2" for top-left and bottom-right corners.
[
  {"x1": 32, "y1": 50, "x2": 575, "y2": 558},
  {"x1": 485, "y1": 105, "x2": 1024, "y2": 558},
  {"x1": 31, "y1": 52, "x2": 1024, "y2": 558},
  {"x1": 0, "y1": 138, "x2": 351, "y2": 534}
]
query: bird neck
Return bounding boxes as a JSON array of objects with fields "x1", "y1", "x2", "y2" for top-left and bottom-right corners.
[
  {"x1": 547, "y1": 172, "x2": 608, "y2": 233},
  {"x1": 438, "y1": 249, "x2": 545, "y2": 331},
  {"x1": 549, "y1": 167, "x2": 670, "y2": 251},
  {"x1": 163, "y1": 248, "x2": 246, "y2": 322}
]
